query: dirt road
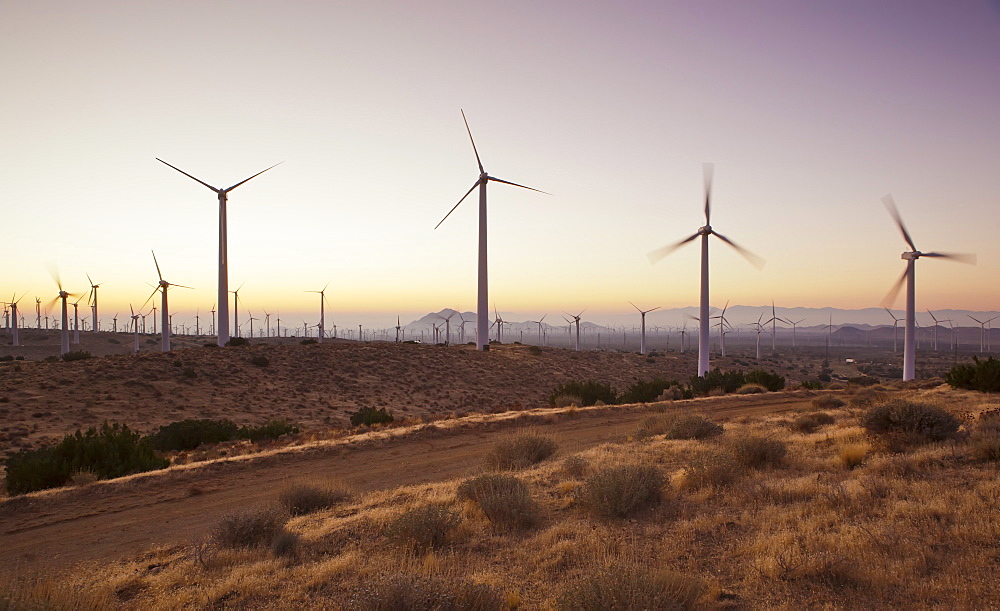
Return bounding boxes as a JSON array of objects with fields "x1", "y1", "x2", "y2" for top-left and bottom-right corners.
[{"x1": 0, "y1": 392, "x2": 815, "y2": 574}]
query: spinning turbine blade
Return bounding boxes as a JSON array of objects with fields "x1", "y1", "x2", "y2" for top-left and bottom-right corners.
[
  {"x1": 487, "y1": 176, "x2": 551, "y2": 195},
  {"x1": 713, "y1": 232, "x2": 765, "y2": 269},
  {"x1": 434, "y1": 180, "x2": 481, "y2": 230},
  {"x1": 920, "y1": 252, "x2": 977, "y2": 264},
  {"x1": 151, "y1": 250, "x2": 163, "y2": 282},
  {"x1": 882, "y1": 194, "x2": 916, "y2": 251},
  {"x1": 156, "y1": 158, "x2": 220, "y2": 192},
  {"x1": 172, "y1": 284, "x2": 195, "y2": 290},
  {"x1": 461, "y1": 109, "x2": 484, "y2": 174},
  {"x1": 47, "y1": 263, "x2": 63, "y2": 291},
  {"x1": 880, "y1": 269, "x2": 908, "y2": 308},
  {"x1": 224, "y1": 161, "x2": 284, "y2": 192},
  {"x1": 703, "y1": 162, "x2": 714, "y2": 224},
  {"x1": 647, "y1": 232, "x2": 699, "y2": 264}
]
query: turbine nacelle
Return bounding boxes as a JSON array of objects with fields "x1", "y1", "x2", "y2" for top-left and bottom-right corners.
[{"x1": 902, "y1": 251, "x2": 920, "y2": 261}]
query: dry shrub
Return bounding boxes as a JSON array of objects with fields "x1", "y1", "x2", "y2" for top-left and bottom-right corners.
[
  {"x1": 736, "y1": 383, "x2": 767, "y2": 395},
  {"x1": 561, "y1": 455, "x2": 589, "y2": 478},
  {"x1": 387, "y1": 505, "x2": 460, "y2": 550},
  {"x1": 639, "y1": 413, "x2": 724, "y2": 440},
  {"x1": 69, "y1": 470, "x2": 98, "y2": 486},
  {"x1": 578, "y1": 464, "x2": 664, "y2": 518},
  {"x1": 278, "y1": 482, "x2": 352, "y2": 516},
  {"x1": 728, "y1": 435, "x2": 787, "y2": 469},
  {"x1": 849, "y1": 388, "x2": 884, "y2": 408},
  {"x1": 0, "y1": 575, "x2": 112, "y2": 609},
  {"x1": 558, "y1": 565, "x2": 705, "y2": 610},
  {"x1": 969, "y1": 416, "x2": 1000, "y2": 461},
  {"x1": 790, "y1": 412, "x2": 836, "y2": 434},
  {"x1": 679, "y1": 452, "x2": 741, "y2": 490},
  {"x1": 860, "y1": 399, "x2": 960, "y2": 443},
  {"x1": 552, "y1": 393, "x2": 583, "y2": 408},
  {"x1": 483, "y1": 432, "x2": 558, "y2": 470},
  {"x1": 812, "y1": 395, "x2": 846, "y2": 410},
  {"x1": 270, "y1": 529, "x2": 300, "y2": 558},
  {"x1": 213, "y1": 506, "x2": 288, "y2": 549},
  {"x1": 346, "y1": 572, "x2": 503, "y2": 611},
  {"x1": 457, "y1": 474, "x2": 539, "y2": 531},
  {"x1": 838, "y1": 443, "x2": 870, "y2": 469}
]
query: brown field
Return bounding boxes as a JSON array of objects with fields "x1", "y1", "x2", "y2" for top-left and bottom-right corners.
[{"x1": 2, "y1": 337, "x2": 999, "y2": 608}]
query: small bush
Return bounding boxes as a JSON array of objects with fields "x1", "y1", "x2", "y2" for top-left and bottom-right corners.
[
  {"x1": 665, "y1": 415, "x2": 724, "y2": 440},
  {"x1": 458, "y1": 474, "x2": 540, "y2": 531},
  {"x1": 860, "y1": 400, "x2": 961, "y2": 442},
  {"x1": 619, "y1": 378, "x2": 681, "y2": 404},
  {"x1": 278, "y1": 482, "x2": 352, "y2": 516},
  {"x1": 946, "y1": 356, "x2": 1000, "y2": 392},
  {"x1": 848, "y1": 375, "x2": 880, "y2": 387},
  {"x1": 61, "y1": 350, "x2": 92, "y2": 362},
  {"x1": 300, "y1": 338, "x2": 317, "y2": 345},
  {"x1": 250, "y1": 356, "x2": 269, "y2": 367},
  {"x1": 552, "y1": 393, "x2": 583, "y2": 408},
  {"x1": 350, "y1": 406, "x2": 394, "y2": 427},
  {"x1": 239, "y1": 420, "x2": 299, "y2": 442},
  {"x1": 849, "y1": 388, "x2": 883, "y2": 408},
  {"x1": 386, "y1": 505, "x2": 460, "y2": 550},
  {"x1": 812, "y1": 395, "x2": 845, "y2": 410},
  {"x1": 528, "y1": 345, "x2": 543, "y2": 356},
  {"x1": 181, "y1": 367, "x2": 197, "y2": 379},
  {"x1": 745, "y1": 369, "x2": 786, "y2": 391},
  {"x1": 270, "y1": 530, "x2": 300, "y2": 558},
  {"x1": 561, "y1": 455, "x2": 589, "y2": 478},
  {"x1": 689, "y1": 367, "x2": 746, "y2": 395},
  {"x1": 578, "y1": 464, "x2": 663, "y2": 518},
  {"x1": 736, "y1": 383, "x2": 767, "y2": 394},
  {"x1": 346, "y1": 573, "x2": 503, "y2": 611},
  {"x1": 225, "y1": 337, "x2": 250, "y2": 347},
  {"x1": 148, "y1": 419, "x2": 239, "y2": 451},
  {"x1": 679, "y1": 452, "x2": 741, "y2": 490},
  {"x1": 790, "y1": 412, "x2": 836, "y2": 434},
  {"x1": 483, "y1": 433, "x2": 557, "y2": 470},
  {"x1": 729, "y1": 435, "x2": 786, "y2": 469},
  {"x1": 213, "y1": 507, "x2": 288, "y2": 549},
  {"x1": 558, "y1": 565, "x2": 705, "y2": 611},
  {"x1": 839, "y1": 443, "x2": 869, "y2": 469},
  {"x1": 548, "y1": 380, "x2": 617, "y2": 407},
  {"x1": 800, "y1": 380, "x2": 824, "y2": 390}
]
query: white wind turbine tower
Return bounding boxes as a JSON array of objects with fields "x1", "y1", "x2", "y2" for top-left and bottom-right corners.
[
  {"x1": 648, "y1": 164, "x2": 764, "y2": 376},
  {"x1": 306, "y1": 283, "x2": 330, "y2": 343},
  {"x1": 967, "y1": 315, "x2": 997, "y2": 354},
  {"x1": 8, "y1": 294, "x2": 23, "y2": 347},
  {"x1": 565, "y1": 309, "x2": 585, "y2": 352},
  {"x1": 142, "y1": 251, "x2": 193, "y2": 353},
  {"x1": 71, "y1": 295, "x2": 84, "y2": 345},
  {"x1": 528, "y1": 314, "x2": 548, "y2": 346},
  {"x1": 787, "y1": 318, "x2": 806, "y2": 349},
  {"x1": 881, "y1": 195, "x2": 976, "y2": 381},
  {"x1": 112, "y1": 313, "x2": 118, "y2": 333},
  {"x1": 711, "y1": 301, "x2": 731, "y2": 357},
  {"x1": 47, "y1": 268, "x2": 79, "y2": 356},
  {"x1": 230, "y1": 283, "x2": 245, "y2": 338},
  {"x1": 628, "y1": 302, "x2": 660, "y2": 356},
  {"x1": 156, "y1": 158, "x2": 282, "y2": 347},
  {"x1": 434, "y1": 110, "x2": 548, "y2": 352},
  {"x1": 395, "y1": 316, "x2": 402, "y2": 343},
  {"x1": 752, "y1": 313, "x2": 765, "y2": 360},
  {"x1": 457, "y1": 313, "x2": 471, "y2": 344},
  {"x1": 436, "y1": 311, "x2": 455, "y2": 345},
  {"x1": 129, "y1": 305, "x2": 140, "y2": 354},
  {"x1": 210, "y1": 304, "x2": 216, "y2": 336},
  {"x1": 884, "y1": 308, "x2": 902, "y2": 352},
  {"x1": 86, "y1": 274, "x2": 102, "y2": 332},
  {"x1": 762, "y1": 301, "x2": 786, "y2": 351},
  {"x1": 926, "y1": 310, "x2": 951, "y2": 352},
  {"x1": 263, "y1": 311, "x2": 271, "y2": 338}
]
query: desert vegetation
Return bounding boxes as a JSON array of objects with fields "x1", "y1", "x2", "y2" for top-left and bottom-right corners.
[{"x1": 5, "y1": 384, "x2": 999, "y2": 608}]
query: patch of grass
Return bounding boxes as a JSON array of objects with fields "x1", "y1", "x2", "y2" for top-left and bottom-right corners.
[
  {"x1": 736, "y1": 383, "x2": 767, "y2": 394},
  {"x1": 561, "y1": 455, "x2": 589, "y2": 478},
  {"x1": 278, "y1": 482, "x2": 352, "y2": 516},
  {"x1": 679, "y1": 452, "x2": 741, "y2": 490},
  {"x1": 790, "y1": 412, "x2": 836, "y2": 434},
  {"x1": 552, "y1": 393, "x2": 583, "y2": 408},
  {"x1": 346, "y1": 573, "x2": 503, "y2": 611},
  {"x1": 577, "y1": 464, "x2": 664, "y2": 518},
  {"x1": 728, "y1": 435, "x2": 787, "y2": 469},
  {"x1": 482, "y1": 432, "x2": 557, "y2": 470},
  {"x1": 812, "y1": 395, "x2": 845, "y2": 409},
  {"x1": 558, "y1": 565, "x2": 706, "y2": 610},
  {"x1": 386, "y1": 505, "x2": 460, "y2": 550},
  {"x1": 213, "y1": 507, "x2": 288, "y2": 549},
  {"x1": 838, "y1": 443, "x2": 869, "y2": 469}
]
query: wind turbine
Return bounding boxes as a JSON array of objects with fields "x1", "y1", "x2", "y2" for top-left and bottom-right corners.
[
  {"x1": 711, "y1": 301, "x2": 731, "y2": 357},
  {"x1": 884, "y1": 308, "x2": 902, "y2": 353},
  {"x1": 262, "y1": 311, "x2": 270, "y2": 338},
  {"x1": 528, "y1": 314, "x2": 548, "y2": 346},
  {"x1": 648, "y1": 163, "x2": 764, "y2": 376},
  {"x1": 129, "y1": 305, "x2": 140, "y2": 353},
  {"x1": 395, "y1": 316, "x2": 402, "y2": 343},
  {"x1": 761, "y1": 301, "x2": 787, "y2": 351},
  {"x1": 71, "y1": 295, "x2": 84, "y2": 345},
  {"x1": 436, "y1": 311, "x2": 455, "y2": 345},
  {"x1": 881, "y1": 195, "x2": 976, "y2": 381},
  {"x1": 926, "y1": 310, "x2": 950, "y2": 352},
  {"x1": 142, "y1": 250, "x2": 193, "y2": 353},
  {"x1": 156, "y1": 158, "x2": 282, "y2": 347},
  {"x1": 210, "y1": 304, "x2": 216, "y2": 336},
  {"x1": 8, "y1": 294, "x2": 23, "y2": 347},
  {"x1": 112, "y1": 313, "x2": 118, "y2": 334},
  {"x1": 752, "y1": 313, "x2": 765, "y2": 360},
  {"x1": 230, "y1": 283, "x2": 245, "y2": 338},
  {"x1": 787, "y1": 318, "x2": 806, "y2": 349},
  {"x1": 86, "y1": 274, "x2": 102, "y2": 332},
  {"x1": 628, "y1": 302, "x2": 660, "y2": 356},
  {"x1": 433, "y1": 110, "x2": 548, "y2": 352},
  {"x1": 47, "y1": 268, "x2": 79, "y2": 356},
  {"x1": 565, "y1": 309, "x2": 585, "y2": 352},
  {"x1": 306, "y1": 283, "x2": 330, "y2": 343},
  {"x1": 968, "y1": 315, "x2": 997, "y2": 354}
]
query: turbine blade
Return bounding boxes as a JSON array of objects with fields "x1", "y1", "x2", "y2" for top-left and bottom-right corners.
[
  {"x1": 628, "y1": 300, "x2": 641, "y2": 312},
  {"x1": 647, "y1": 232, "x2": 700, "y2": 264},
  {"x1": 713, "y1": 232, "x2": 765, "y2": 270},
  {"x1": 434, "y1": 180, "x2": 481, "y2": 230},
  {"x1": 648, "y1": 306, "x2": 662, "y2": 313},
  {"x1": 47, "y1": 263, "x2": 62, "y2": 291},
  {"x1": 461, "y1": 109, "x2": 484, "y2": 174},
  {"x1": 172, "y1": 284, "x2": 195, "y2": 290},
  {"x1": 921, "y1": 252, "x2": 977, "y2": 264},
  {"x1": 141, "y1": 286, "x2": 160, "y2": 310},
  {"x1": 881, "y1": 194, "x2": 917, "y2": 252},
  {"x1": 151, "y1": 250, "x2": 163, "y2": 281},
  {"x1": 156, "y1": 158, "x2": 220, "y2": 193},
  {"x1": 225, "y1": 161, "x2": 284, "y2": 192},
  {"x1": 703, "y1": 162, "x2": 714, "y2": 225},
  {"x1": 880, "y1": 268, "x2": 908, "y2": 308},
  {"x1": 487, "y1": 176, "x2": 550, "y2": 195}
]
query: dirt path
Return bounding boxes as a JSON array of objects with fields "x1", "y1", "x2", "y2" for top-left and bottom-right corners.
[{"x1": 0, "y1": 393, "x2": 815, "y2": 574}]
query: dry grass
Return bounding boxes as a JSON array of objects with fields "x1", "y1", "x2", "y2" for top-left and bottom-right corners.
[
  {"x1": 482, "y1": 431, "x2": 558, "y2": 470},
  {"x1": 278, "y1": 480, "x2": 353, "y2": 516},
  {"x1": 16, "y1": 387, "x2": 1000, "y2": 608}
]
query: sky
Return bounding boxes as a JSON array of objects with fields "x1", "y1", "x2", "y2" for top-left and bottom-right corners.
[{"x1": 2, "y1": 1, "x2": 998, "y2": 331}]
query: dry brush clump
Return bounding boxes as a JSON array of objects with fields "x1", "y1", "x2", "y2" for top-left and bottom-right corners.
[
  {"x1": 456, "y1": 473, "x2": 540, "y2": 531},
  {"x1": 386, "y1": 504, "x2": 461, "y2": 550},
  {"x1": 482, "y1": 431, "x2": 558, "y2": 470},
  {"x1": 278, "y1": 481, "x2": 353, "y2": 516},
  {"x1": 576, "y1": 463, "x2": 664, "y2": 518}
]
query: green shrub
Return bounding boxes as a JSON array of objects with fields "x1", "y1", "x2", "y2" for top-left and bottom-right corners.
[
  {"x1": 278, "y1": 482, "x2": 352, "y2": 516},
  {"x1": 239, "y1": 420, "x2": 299, "y2": 442},
  {"x1": 225, "y1": 337, "x2": 250, "y2": 347},
  {"x1": 4, "y1": 423, "x2": 168, "y2": 495},
  {"x1": 61, "y1": 351, "x2": 92, "y2": 362},
  {"x1": 482, "y1": 433, "x2": 557, "y2": 470},
  {"x1": 578, "y1": 464, "x2": 663, "y2": 518},
  {"x1": 745, "y1": 369, "x2": 786, "y2": 391},
  {"x1": 800, "y1": 380, "x2": 824, "y2": 390},
  {"x1": 148, "y1": 419, "x2": 239, "y2": 451},
  {"x1": 346, "y1": 573, "x2": 503, "y2": 611},
  {"x1": 386, "y1": 505, "x2": 460, "y2": 550},
  {"x1": 349, "y1": 406, "x2": 394, "y2": 427},
  {"x1": 729, "y1": 435, "x2": 787, "y2": 469},
  {"x1": 859, "y1": 400, "x2": 960, "y2": 442},
  {"x1": 250, "y1": 356, "x2": 269, "y2": 367},
  {"x1": 558, "y1": 565, "x2": 705, "y2": 610},
  {"x1": 457, "y1": 474, "x2": 539, "y2": 531},
  {"x1": 689, "y1": 368, "x2": 746, "y2": 395},
  {"x1": 946, "y1": 356, "x2": 1000, "y2": 392},
  {"x1": 548, "y1": 380, "x2": 617, "y2": 407},
  {"x1": 619, "y1": 378, "x2": 681, "y2": 404},
  {"x1": 213, "y1": 507, "x2": 288, "y2": 549}
]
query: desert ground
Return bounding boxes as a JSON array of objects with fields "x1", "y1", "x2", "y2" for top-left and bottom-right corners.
[{"x1": 2, "y1": 334, "x2": 998, "y2": 608}]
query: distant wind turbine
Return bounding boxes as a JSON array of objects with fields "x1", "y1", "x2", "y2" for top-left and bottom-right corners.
[
  {"x1": 130, "y1": 305, "x2": 140, "y2": 353},
  {"x1": 787, "y1": 318, "x2": 806, "y2": 349},
  {"x1": 156, "y1": 158, "x2": 282, "y2": 347},
  {"x1": 230, "y1": 283, "x2": 245, "y2": 338},
  {"x1": 566, "y1": 309, "x2": 586, "y2": 352},
  {"x1": 529, "y1": 314, "x2": 548, "y2": 346},
  {"x1": 884, "y1": 308, "x2": 902, "y2": 353},
  {"x1": 47, "y1": 267, "x2": 79, "y2": 355},
  {"x1": 306, "y1": 283, "x2": 330, "y2": 343},
  {"x1": 142, "y1": 250, "x2": 193, "y2": 353},
  {"x1": 8, "y1": 293, "x2": 24, "y2": 347},
  {"x1": 881, "y1": 195, "x2": 976, "y2": 381},
  {"x1": 648, "y1": 163, "x2": 764, "y2": 376},
  {"x1": 968, "y1": 315, "x2": 997, "y2": 354},
  {"x1": 86, "y1": 274, "x2": 102, "y2": 333},
  {"x1": 926, "y1": 310, "x2": 950, "y2": 352},
  {"x1": 433, "y1": 110, "x2": 548, "y2": 352},
  {"x1": 629, "y1": 302, "x2": 660, "y2": 356}
]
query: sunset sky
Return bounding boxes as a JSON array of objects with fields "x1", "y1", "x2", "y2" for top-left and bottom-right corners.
[{"x1": 2, "y1": 1, "x2": 998, "y2": 330}]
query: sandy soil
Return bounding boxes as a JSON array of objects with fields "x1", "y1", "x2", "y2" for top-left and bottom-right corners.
[{"x1": 0, "y1": 391, "x2": 816, "y2": 575}]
